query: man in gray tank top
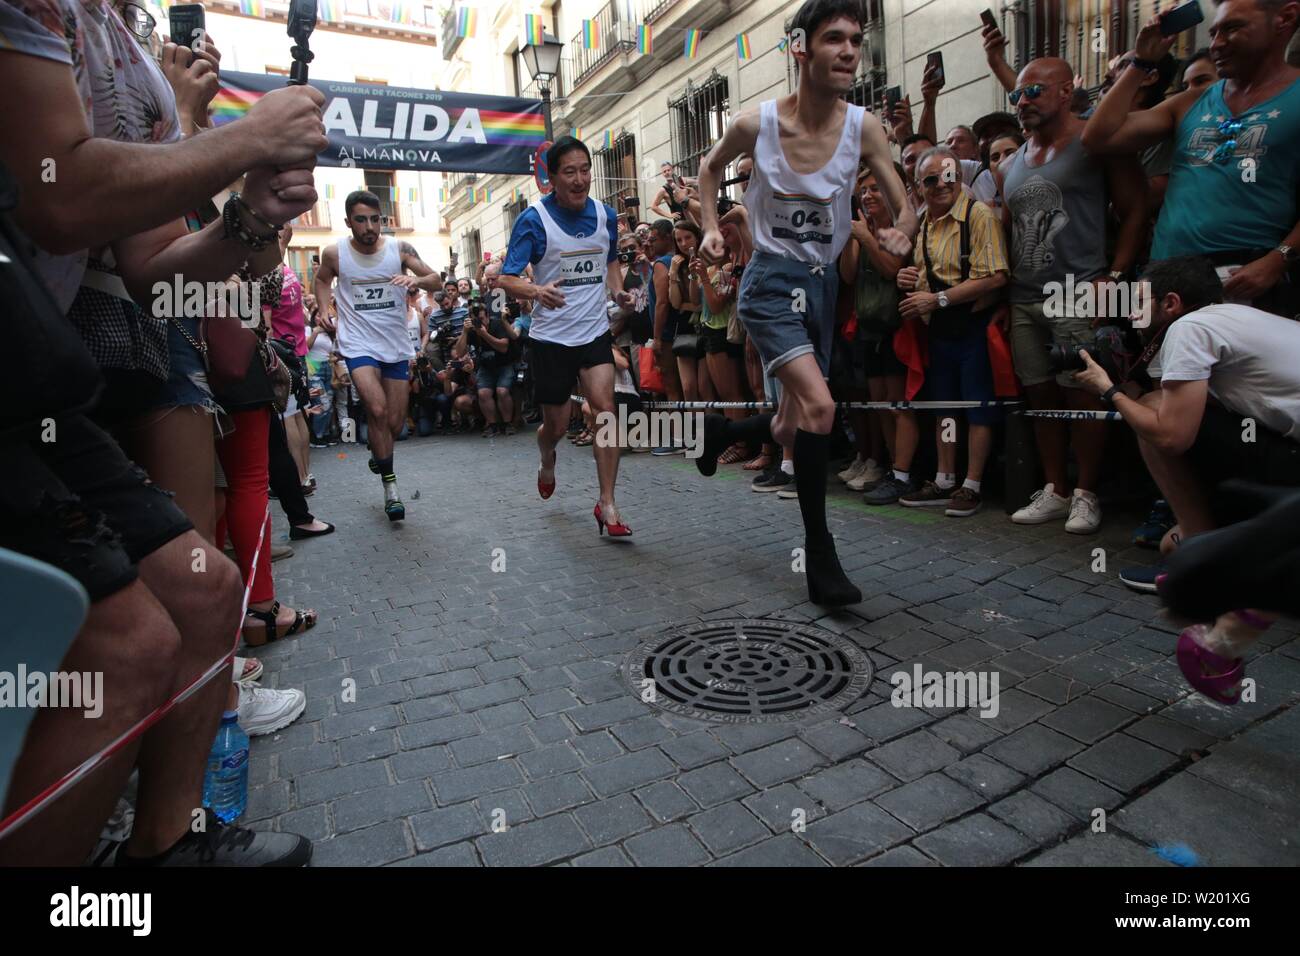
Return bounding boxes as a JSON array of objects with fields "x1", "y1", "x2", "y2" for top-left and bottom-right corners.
[
  {"x1": 691, "y1": 0, "x2": 917, "y2": 608},
  {"x1": 998, "y1": 57, "x2": 1147, "y2": 536}
]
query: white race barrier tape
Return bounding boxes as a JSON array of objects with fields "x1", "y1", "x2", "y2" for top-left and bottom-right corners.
[
  {"x1": 568, "y1": 397, "x2": 1024, "y2": 411},
  {"x1": 0, "y1": 505, "x2": 270, "y2": 839},
  {"x1": 1022, "y1": 409, "x2": 1124, "y2": 421}
]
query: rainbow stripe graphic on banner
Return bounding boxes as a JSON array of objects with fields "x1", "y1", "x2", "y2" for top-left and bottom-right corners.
[
  {"x1": 582, "y1": 19, "x2": 598, "y2": 49},
  {"x1": 683, "y1": 28, "x2": 701, "y2": 58},
  {"x1": 525, "y1": 14, "x2": 543, "y2": 45},
  {"x1": 637, "y1": 24, "x2": 652, "y2": 54},
  {"x1": 318, "y1": 0, "x2": 344, "y2": 23},
  {"x1": 736, "y1": 33, "x2": 752, "y2": 60},
  {"x1": 477, "y1": 109, "x2": 547, "y2": 147},
  {"x1": 210, "y1": 86, "x2": 263, "y2": 126},
  {"x1": 457, "y1": 7, "x2": 477, "y2": 38},
  {"x1": 239, "y1": 0, "x2": 263, "y2": 16}
]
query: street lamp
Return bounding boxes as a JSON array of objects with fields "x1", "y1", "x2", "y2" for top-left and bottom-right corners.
[{"x1": 523, "y1": 31, "x2": 564, "y2": 141}]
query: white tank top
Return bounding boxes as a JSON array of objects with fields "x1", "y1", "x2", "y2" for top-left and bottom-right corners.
[
  {"x1": 527, "y1": 198, "x2": 611, "y2": 347},
  {"x1": 334, "y1": 237, "x2": 411, "y2": 363},
  {"x1": 744, "y1": 99, "x2": 864, "y2": 265}
]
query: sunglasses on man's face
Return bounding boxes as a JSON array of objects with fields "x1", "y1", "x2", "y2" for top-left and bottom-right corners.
[
  {"x1": 920, "y1": 175, "x2": 953, "y2": 189},
  {"x1": 1009, "y1": 83, "x2": 1046, "y2": 105}
]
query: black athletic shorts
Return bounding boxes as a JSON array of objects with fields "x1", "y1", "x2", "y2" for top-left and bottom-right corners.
[
  {"x1": 530, "y1": 331, "x2": 614, "y2": 406},
  {"x1": 0, "y1": 414, "x2": 194, "y2": 602},
  {"x1": 1186, "y1": 403, "x2": 1300, "y2": 489}
]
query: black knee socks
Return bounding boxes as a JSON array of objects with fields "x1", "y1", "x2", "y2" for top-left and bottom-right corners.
[
  {"x1": 794, "y1": 429, "x2": 831, "y2": 547},
  {"x1": 375, "y1": 455, "x2": 395, "y2": 481},
  {"x1": 724, "y1": 413, "x2": 774, "y2": 448}
]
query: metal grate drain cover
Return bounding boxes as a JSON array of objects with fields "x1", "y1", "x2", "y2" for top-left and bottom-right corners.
[{"x1": 625, "y1": 619, "x2": 873, "y2": 723}]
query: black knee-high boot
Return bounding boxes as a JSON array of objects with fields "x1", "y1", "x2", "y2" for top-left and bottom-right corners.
[{"x1": 795, "y1": 429, "x2": 861, "y2": 606}]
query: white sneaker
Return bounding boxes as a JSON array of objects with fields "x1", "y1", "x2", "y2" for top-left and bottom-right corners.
[
  {"x1": 846, "y1": 458, "x2": 886, "y2": 491},
  {"x1": 238, "y1": 684, "x2": 306, "y2": 737},
  {"x1": 837, "y1": 456, "x2": 866, "y2": 483},
  {"x1": 1011, "y1": 483, "x2": 1071, "y2": 525},
  {"x1": 1065, "y1": 488, "x2": 1102, "y2": 534},
  {"x1": 776, "y1": 485, "x2": 800, "y2": 499}
]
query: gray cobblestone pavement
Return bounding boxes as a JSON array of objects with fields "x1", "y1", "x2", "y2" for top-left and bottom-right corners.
[{"x1": 244, "y1": 431, "x2": 1300, "y2": 866}]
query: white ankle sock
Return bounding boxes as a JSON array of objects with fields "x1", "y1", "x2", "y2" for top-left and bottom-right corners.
[
  {"x1": 893, "y1": 469, "x2": 909, "y2": 483},
  {"x1": 935, "y1": 472, "x2": 956, "y2": 489},
  {"x1": 781, "y1": 460, "x2": 795, "y2": 476},
  {"x1": 963, "y1": 478, "x2": 982, "y2": 493}
]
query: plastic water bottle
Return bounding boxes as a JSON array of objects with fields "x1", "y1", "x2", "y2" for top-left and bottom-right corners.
[{"x1": 202, "y1": 710, "x2": 249, "y2": 823}]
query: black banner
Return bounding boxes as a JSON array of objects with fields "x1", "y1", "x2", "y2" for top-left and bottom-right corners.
[{"x1": 213, "y1": 71, "x2": 547, "y2": 174}]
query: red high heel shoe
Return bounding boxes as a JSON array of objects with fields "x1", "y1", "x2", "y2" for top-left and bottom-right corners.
[
  {"x1": 594, "y1": 503, "x2": 632, "y2": 537},
  {"x1": 537, "y1": 469, "x2": 555, "y2": 500}
]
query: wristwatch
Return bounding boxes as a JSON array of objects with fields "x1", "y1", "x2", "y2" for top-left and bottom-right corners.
[
  {"x1": 936, "y1": 291, "x2": 950, "y2": 309},
  {"x1": 1107, "y1": 269, "x2": 1124, "y2": 281},
  {"x1": 1101, "y1": 385, "x2": 1121, "y2": 405}
]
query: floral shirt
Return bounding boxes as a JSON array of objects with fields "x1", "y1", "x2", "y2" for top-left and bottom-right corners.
[{"x1": 1, "y1": 0, "x2": 180, "y2": 311}]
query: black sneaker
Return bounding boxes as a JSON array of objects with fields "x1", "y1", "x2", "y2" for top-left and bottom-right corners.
[
  {"x1": 863, "y1": 474, "x2": 915, "y2": 505},
  {"x1": 114, "y1": 811, "x2": 311, "y2": 867},
  {"x1": 753, "y1": 469, "x2": 794, "y2": 493},
  {"x1": 1119, "y1": 563, "x2": 1164, "y2": 593}
]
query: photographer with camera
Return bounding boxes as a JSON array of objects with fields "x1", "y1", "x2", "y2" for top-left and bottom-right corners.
[
  {"x1": 429, "y1": 284, "x2": 469, "y2": 336},
  {"x1": 460, "y1": 298, "x2": 518, "y2": 436},
  {"x1": 1072, "y1": 256, "x2": 1300, "y2": 595}
]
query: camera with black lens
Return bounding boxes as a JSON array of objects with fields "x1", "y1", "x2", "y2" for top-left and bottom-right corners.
[
  {"x1": 1046, "y1": 325, "x2": 1133, "y2": 382},
  {"x1": 617, "y1": 248, "x2": 637, "y2": 264}
]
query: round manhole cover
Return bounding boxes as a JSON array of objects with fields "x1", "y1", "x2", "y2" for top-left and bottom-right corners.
[{"x1": 625, "y1": 619, "x2": 873, "y2": 723}]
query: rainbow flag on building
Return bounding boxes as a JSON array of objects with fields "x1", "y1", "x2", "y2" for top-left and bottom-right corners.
[
  {"x1": 407, "y1": 187, "x2": 418, "y2": 202},
  {"x1": 439, "y1": 186, "x2": 448, "y2": 203},
  {"x1": 683, "y1": 28, "x2": 701, "y2": 59},
  {"x1": 524, "y1": 13, "x2": 544, "y2": 45},
  {"x1": 572, "y1": 125, "x2": 584, "y2": 141},
  {"x1": 457, "y1": 7, "x2": 477, "y2": 38},
  {"x1": 239, "y1": 0, "x2": 263, "y2": 15},
  {"x1": 736, "y1": 33, "x2": 752, "y2": 60},
  {"x1": 390, "y1": 0, "x2": 413, "y2": 24},
  {"x1": 602, "y1": 129, "x2": 613, "y2": 150},
  {"x1": 324, "y1": 184, "x2": 335, "y2": 199},
  {"x1": 637, "y1": 24, "x2": 652, "y2": 54},
  {"x1": 512, "y1": 187, "x2": 525, "y2": 203},
  {"x1": 318, "y1": 0, "x2": 344, "y2": 24},
  {"x1": 581, "y1": 19, "x2": 598, "y2": 49},
  {"x1": 467, "y1": 187, "x2": 476, "y2": 205}
]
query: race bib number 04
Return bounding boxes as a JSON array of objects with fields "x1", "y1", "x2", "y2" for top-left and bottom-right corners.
[{"x1": 770, "y1": 192, "x2": 834, "y2": 245}]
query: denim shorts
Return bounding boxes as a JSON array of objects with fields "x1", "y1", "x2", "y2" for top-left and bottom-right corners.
[
  {"x1": 737, "y1": 250, "x2": 840, "y2": 378},
  {"x1": 160, "y1": 316, "x2": 219, "y2": 414},
  {"x1": 926, "y1": 316, "x2": 1000, "y2": 427},
  {"x1": 476, "y1": 362, "x2": 516, "y2": 391}
]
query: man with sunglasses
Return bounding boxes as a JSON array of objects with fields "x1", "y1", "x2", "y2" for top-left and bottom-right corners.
[
  {"x1": 1082, "y1": 2, "x2": 1300, "y2": 318},
  {"x1": 315, "y1": 190, "x2": 442, "y2": 521},
  {"x1": 999, "y1": 58, "x2": 1148, "y2": 536}
]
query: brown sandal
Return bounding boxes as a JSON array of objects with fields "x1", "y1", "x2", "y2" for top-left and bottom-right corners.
[
  {"x1": 718, "y1": 443, "x2": 747, "y2": 465},
  {"x1": 242, "y1": 601, "x2": 317, "y2": 647}
]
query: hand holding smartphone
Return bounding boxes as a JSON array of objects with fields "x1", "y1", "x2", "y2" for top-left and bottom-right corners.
[
  {"x1": 168, "y1": 3, "x2": 205, "y2": 49},
  {"x1": 1159, "y1": 0, "x2": 1204, "y2": 37}
]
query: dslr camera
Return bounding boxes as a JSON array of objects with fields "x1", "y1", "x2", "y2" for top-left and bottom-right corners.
[{"x1": 1046, "y1": 325, "x2": 1133, "y2": 383}]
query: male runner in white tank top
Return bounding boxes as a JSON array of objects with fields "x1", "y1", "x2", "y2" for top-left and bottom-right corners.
[
  {"x1": 315, "y1": 191, "x2": 443, "y2": 521},
  {"x1": 694, "y1": 0, "x2": 918, "y2": 606},
  {"x1": 497, "y1": 137, "x2": 636, "y2": 536}
]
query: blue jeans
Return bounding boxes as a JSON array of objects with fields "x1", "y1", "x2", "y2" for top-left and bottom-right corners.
[{"x1": 308, "y1": 370, "x2": 332, "y2": 441}]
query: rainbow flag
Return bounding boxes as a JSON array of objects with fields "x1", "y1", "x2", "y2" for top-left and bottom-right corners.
[
  {"x1": 390, "y1": 0, "x2": 413, "y2": 24},
  {"x1": 513, "y1": 187, "x2": 525, "y2": 203},
  {"x1": 319, "y1": 0, "x2": 343, "y2": 23},
  {"x1": 582, "y1": 19, "x2": 598, "y2": 49},
  {"x1": 467, "y1": 187, "x2": 476, "y2": 205},
  {"x1": 476, "y1": 109, "x2": 547, "y2": 147},
  {"x1": 407, "y1": 187, "x2": 418, "y2": 202},
  {"x1": 572, "y1": 125, "x2": 584, "y2": 141},
  {"x1": 324, "y1": 184, "x2": 335, "y2": 199},
  {"x1": 209, "y1": 85, "x2": 262, "y2": 127},
  {"x1": 777, "y1": 36, "x2": 789, "y2": 52},
  {"x1": 683, "y1": 28, "x2": 701, "y2": 58},
  {"x1": 525, "y1": 13, "x2": 544, "y2": 45},
  {"x1": 602, "y1": 129, "x2": 612, "y2": 149},
  {"x1": 736, "y1": 33, "x2": 752, "y2": 60},
  {"x1": 239, "y1": 0, "x2": 262, "y2": 16},
  {"x1": 439, "y1": 186, "x2": 448, "y2": 203},
  {"x1": 637, "y1": 24, "x2": 652, "y2": 54},
  {"x1": 457, "y1": 7, "x2": 477, "y2": 38}
]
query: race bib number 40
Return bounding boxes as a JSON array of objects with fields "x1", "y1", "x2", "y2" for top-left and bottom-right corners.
[
  {"x1": 771, "y1": 192, "x2": 834, "y2": 245},
  {"x1": 352, "y1": 280, "x2": 398, "y2": 312},
  {"x1": 557, "y1": 249, "x2": 605, "y2": 287}
]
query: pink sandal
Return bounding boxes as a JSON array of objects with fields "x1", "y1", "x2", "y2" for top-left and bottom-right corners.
[{"x1": 1176, "y1": 626, "x2": 1245, "y2": 705}]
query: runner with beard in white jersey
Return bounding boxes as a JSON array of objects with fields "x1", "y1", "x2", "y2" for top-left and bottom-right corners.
[
  {"x1": 315, "y1": 191, "x2": 443, "y2": 521},
  {"x1": 692, "y1": 0, "x2": 918, "y2": 606}
]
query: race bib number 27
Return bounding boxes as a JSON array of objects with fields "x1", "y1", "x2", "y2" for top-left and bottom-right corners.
[{"x1": 353, "y1": 281, "x2": 398, "y2": 312}]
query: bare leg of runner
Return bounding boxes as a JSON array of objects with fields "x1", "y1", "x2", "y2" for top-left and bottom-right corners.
[{"x1": 580, "y1": 362, "x2": 624, "y2": 526}]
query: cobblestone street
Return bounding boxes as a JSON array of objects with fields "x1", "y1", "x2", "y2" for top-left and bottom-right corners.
[{"x1": 243, "y1": 431, "x2": 1300, "y2": 866}]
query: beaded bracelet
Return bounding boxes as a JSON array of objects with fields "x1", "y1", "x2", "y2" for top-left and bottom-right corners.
[{"x1": 221, "y1": 191, "x2": 279, "y2": 251}]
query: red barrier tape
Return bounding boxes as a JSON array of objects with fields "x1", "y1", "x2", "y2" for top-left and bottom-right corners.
[{"x1": 0, "y1": 505, "x2": 270, "y2": 839}]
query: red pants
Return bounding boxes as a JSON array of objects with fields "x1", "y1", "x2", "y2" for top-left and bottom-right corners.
[{"x1": 216, "y1": 407, "x2": 274, "y2": 605}]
